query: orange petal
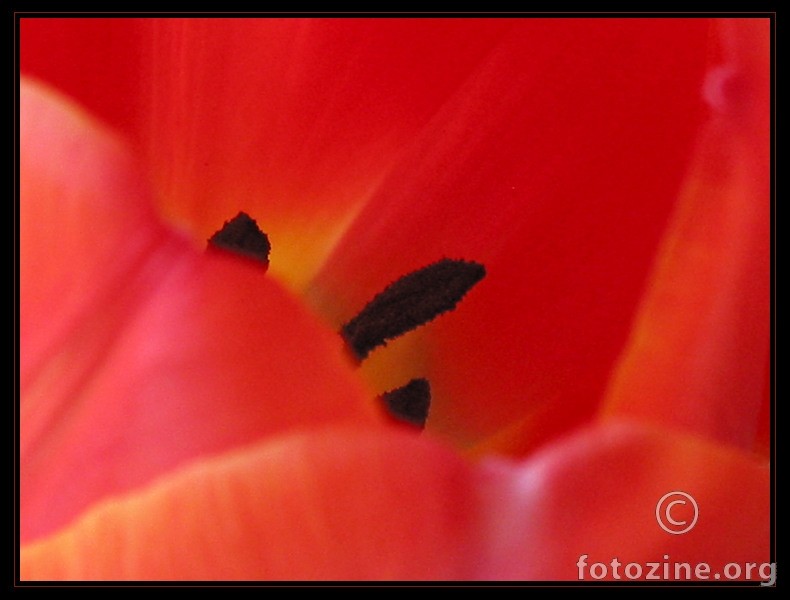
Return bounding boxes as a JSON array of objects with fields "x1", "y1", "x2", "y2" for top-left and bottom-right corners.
[
  {"x1": 602, "y1": 19, "x2": 770, "y2": 453},
  {"x1": 20, "y1": 421, "x2": 770, "y2": 581},
  {"x1": 20, "y1": 427, "x2": 481, "y2": 580},
  {"x1": 309, "y1": 19, "x2": 711, "y2": 454},
  {"x1": 20, "y1": 78, "x2": 380, "y2": 544},
  {"x1": 473, "y1": 420, "x2": 770, "y2": 580}
]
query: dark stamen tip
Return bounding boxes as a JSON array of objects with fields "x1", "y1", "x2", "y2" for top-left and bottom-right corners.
[
  {"x1": 380, "y1": 378, "x2": 431, "y2": 428},
  {"x1": 208, "y1": 212, "x2": 271, "y2": 268},
  {"x1": 340, "y1": 258, "x2": 486, "y2": 361}
]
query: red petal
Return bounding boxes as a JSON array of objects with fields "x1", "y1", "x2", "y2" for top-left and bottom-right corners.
[
  {"x1": 20, "y1": 422, "x2": 769, "y2": 581},
  {"x1": 20, "y1": 79, "x2": 380, "y2": 544},
  {"x1": 21, "y1": 18, "x2": 518, "y2": 289},
  {"x1": 19, "y1": 18, "x2": 151, "y2": 142},
  {"x1": 602, "y1": 19, "x2": 770, "y2": 453},
  {"x1": 21, "y1": 428, "x2": 481, "y2": 580},
  {"x1": 473, "y1": 421, "x2": 770, "y2": 580},
  {"x1": 309, "y1": 19, "x2": 711, "y2": 454}
]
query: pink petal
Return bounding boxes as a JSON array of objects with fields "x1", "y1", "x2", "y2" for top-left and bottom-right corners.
[
  {"x1": 474, "y1": 420, "x2": 770, "y2": 580},
  {"x1": 20, "y1": 78, "x2": 380, "y2": 544}
]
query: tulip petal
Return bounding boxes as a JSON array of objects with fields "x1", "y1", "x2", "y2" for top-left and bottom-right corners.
[
  {"x1": 473, "y1": 420, "x2": 770, "y2": 580},
  {"x1": 20, "y1": 421, "x2": 770, "y2": 581},
  {"x1": 21, "y1": 18, "x2": 518, "y2": 290},
  {"x1": 19, "y1": 18, "x2": 151, "y2": 143},
  {"x1": 309, "y1": 19, "x2": 711, "y2": 454},
  {"x1": 20, "y1": 428, "x2": 481, "y2": 580},
  {"x1": 602, "y1": 18, "x2": 770, "y2": 453},
  {"x1": 20, "y1": 79, "x2": 380, "y2": 544}
]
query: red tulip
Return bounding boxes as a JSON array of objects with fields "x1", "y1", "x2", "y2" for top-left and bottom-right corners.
[{"x1": 19, "y1": 18, "x2": 770, "y2": 580}]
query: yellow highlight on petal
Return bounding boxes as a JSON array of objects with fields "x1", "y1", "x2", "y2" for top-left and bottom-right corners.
[
  {"x1": 156, "y1": 189, "x2": 370, "y2": 294},
  {"x1": 265, "y1": 202, "x2": 368, "y2": 293}
]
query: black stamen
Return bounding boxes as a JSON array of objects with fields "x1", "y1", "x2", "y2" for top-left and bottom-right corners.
[
  {"x1": 381, "y1": 378, "x2": 431, "y2": 428},
  {"x1": 341, "y1": 258, "x2": 485, "y2": 361},
  {"x1": 208, "y1": 212, "x2": 271, "y2": 267}
]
